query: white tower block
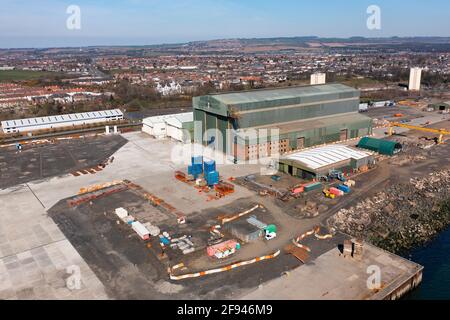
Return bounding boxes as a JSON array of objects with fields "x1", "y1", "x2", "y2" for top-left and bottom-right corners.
[
  {"x1": 311, "y1": 73, "x2": 326, "y2": 85},
  {"x1": 409, "y1": 67, "x2": 422, "y2": 91}
]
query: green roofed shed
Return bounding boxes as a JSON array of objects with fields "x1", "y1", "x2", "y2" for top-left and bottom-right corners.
[{"x1": 357, "y1": 137, "x2": 402, "y2": 156}]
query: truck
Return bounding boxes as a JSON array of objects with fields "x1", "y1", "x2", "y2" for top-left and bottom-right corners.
[
  {"x1": 264, "y1": 225, "x2": 277, "y2": 241},
  {"x1": 323, "y1": 189, "x2": 336, "y2": 199},
  {"x1": 337, "y1": 184, "x2": 351, "y2": 193},
  {"x1": 359, "y1": 103, "x2": 369, "y2": 112}
]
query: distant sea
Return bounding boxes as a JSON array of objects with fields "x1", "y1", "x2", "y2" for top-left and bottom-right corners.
[{"x1": 403, "y1": 225, "x2": 450, "y2": 300}]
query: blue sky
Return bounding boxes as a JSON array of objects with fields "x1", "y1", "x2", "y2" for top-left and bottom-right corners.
[{"x1": 0, "y1": 0, "x2": 449, "y2": 48}]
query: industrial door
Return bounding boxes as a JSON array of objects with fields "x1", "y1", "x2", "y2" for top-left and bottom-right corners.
[
  {"x1": 340, "y1": 129, "x2": 348, "y2": 141},
  {"x1": 297, "y1": 137, "x2": 305, "y2": 149}
]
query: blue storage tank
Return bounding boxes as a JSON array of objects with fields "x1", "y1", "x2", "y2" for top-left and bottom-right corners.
[
  {"x1": 206, "y1": 171, "x2": 219, "y2": 186},
  {"x1": 192, "y1": 156, "x2": 203, "y2": 165},
  {"x1": 338, "y1": 184, "x2": 350, "y2": 193},
  {"x1": 204, "y1": 160, "x2": 216, "y2": 174},
  {"x1": 192, "y1": 163, "x2": 203, "y2": 175}
]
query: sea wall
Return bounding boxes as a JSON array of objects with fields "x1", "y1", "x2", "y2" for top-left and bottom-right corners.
[{"x1": 328, "y1": 170, "x2": 450, "y2": 253}]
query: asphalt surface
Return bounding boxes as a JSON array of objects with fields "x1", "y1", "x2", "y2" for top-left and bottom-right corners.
[
  {"x1": 48, "y1": 191, "x2": 303, "y2": 299},
  {"x1": 0, "y1": 135, "x2": 127, "y2": 190}
]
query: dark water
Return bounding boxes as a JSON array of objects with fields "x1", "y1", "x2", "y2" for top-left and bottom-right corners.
[{"x1": 404, "y1": 225, "x2": 450, "y2": 300}]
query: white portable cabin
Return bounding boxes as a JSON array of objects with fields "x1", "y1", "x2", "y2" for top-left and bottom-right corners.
[
  {"x1": 115, "y1": 207, "x2": 128, "y2": 219},
  {"x1": 131, "y1": 221, "x2": 150, "y2": 240},
  {"x1": 142, "y1": 115, "x2": 168, "y2": 139},
  {"x1": 142, "y1": 112, "x2": 193, "y2": 142}
]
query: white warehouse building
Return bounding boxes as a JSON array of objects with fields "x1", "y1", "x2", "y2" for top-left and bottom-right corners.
[
  {"x1": 142, "y1": 112, "x2": 193, "y2": 143},
  {"x1": 1, "y1": 109, "x2": 123, "y2": 134}
]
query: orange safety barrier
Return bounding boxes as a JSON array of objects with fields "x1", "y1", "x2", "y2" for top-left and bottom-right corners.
[
  {"x1": 168, "y1": 250, "x2": 281, "y2": 280},
  {"x1": 292, "y1": 226, "x2": 333, "y2": 252}
]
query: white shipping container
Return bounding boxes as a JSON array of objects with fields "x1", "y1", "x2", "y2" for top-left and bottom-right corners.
[
  {"x1": 115, "y1": 207, "x2": 128, "y2": 219},
  {"x1": 132, "y1": 221, "x2": 150, "y2": 240}
]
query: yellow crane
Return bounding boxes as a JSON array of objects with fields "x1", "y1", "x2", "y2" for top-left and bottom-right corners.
[{"x1": 388, "y1": 122, "x2": 450, "y2": 144}]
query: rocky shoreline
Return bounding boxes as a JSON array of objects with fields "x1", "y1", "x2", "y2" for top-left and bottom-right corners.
[{"x1": 328, "y1": 170, "x2": 450, "y2": 253}]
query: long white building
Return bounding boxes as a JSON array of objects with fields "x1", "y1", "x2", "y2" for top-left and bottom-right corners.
[{"x1": 1, "y1": 109, "x2": 123, "y2": 134}]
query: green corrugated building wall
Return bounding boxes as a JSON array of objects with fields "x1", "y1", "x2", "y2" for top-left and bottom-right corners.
[{"x1": 193, "y1": 83, "x2": 373, "y2": 160}]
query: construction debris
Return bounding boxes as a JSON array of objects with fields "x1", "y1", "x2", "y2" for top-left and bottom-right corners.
[
  {"x1": 68, "y1": 183, "x2": 128, "y2": 207},
  {"x1": 170, "y1": 235, "x2": 196, "y2": 255}
]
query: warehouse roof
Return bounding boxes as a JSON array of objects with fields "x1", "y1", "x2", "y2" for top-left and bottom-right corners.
[
  {"x1": 143, "y1": 112, "x2": 193, "y2": 127},
  {"x1": 165, "y1": 112, "x2": 193, "y2": 128},
  {"x1": 208, "y1": 83, "x2": 358, "y2": 105},
  {"x1": 281, "y1": 144, "x2": 372, "y2": 171},
  {"x1": 1, "y1": 109, "x2": 123, "y2": 129},
  {"x1": 267, "y1": 112, "x2": 371, "y2": 134}
]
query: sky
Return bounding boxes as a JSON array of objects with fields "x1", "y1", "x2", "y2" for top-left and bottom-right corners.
[{"x1": 0, "y1": 0, "x2": 449, "y2": 48}]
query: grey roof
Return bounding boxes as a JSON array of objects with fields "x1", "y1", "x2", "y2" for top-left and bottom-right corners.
[
  {"x1": 1, "y1": 109, "x2": 123, "y2": 129},
  {"x1": 209, "y1": 84, "x2": 358, "y2": 105},
  {"x1": 236, "y1": 112, "x2": 372, "y2": 135}
]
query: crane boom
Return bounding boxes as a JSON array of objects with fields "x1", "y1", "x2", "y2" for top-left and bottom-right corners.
[{"x1": 388, "y1": 122, "x2": 450, "y2": 144}]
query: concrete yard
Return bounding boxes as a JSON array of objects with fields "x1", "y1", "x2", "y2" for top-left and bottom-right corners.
[
  {"x1": 0, "y1": 135, "x2": 127, "y2": 190},
  {"x1": 240, "y1": 243, "x2": 423, "y2": 300},
  {"x1": 0, "y1": 184, "x2": 107, "y2": 299}
]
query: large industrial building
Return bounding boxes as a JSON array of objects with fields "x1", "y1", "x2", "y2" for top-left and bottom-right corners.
[
  {"x1": 279, "y1": 144, "x2": 374, "y2": 179},
  {"x1": 193, "y1": 84, "x2": 373, "y2": 161},
  {"x1": 1, "y1": 109, "x2": 123, "y2": 134}
]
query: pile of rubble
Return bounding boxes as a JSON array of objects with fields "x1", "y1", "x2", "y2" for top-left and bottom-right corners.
[
  {"x1": 388, "y1": 140, "x2": 436, "y2": 166},
  {"x1": 328, "y1": 169, "x2": 450, "y2": 253}
]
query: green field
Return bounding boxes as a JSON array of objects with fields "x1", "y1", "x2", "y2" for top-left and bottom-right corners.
[{"x1": 0, "y1": 70, "x2": 64, "y2": 82}]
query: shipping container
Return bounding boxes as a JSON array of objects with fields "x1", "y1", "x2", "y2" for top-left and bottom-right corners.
[
  {"x1": 337, "y1": 184, "x2": 351, "y2": 193},
  {"x1": 329, "y1": 187, "x2": 344, "y2": 196},
  {"x1": 292, "y1": 186, "x2": 304, "y2": 194},
  {"x1": 115, "y1": 207, "x2": 128, "y2": 219},
  {"x1": 132, "y1": 221, "x2": 150, "y2": 240},
  {"x1": 304, "y1": 182, "x2": 322, "y2": 192}
]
